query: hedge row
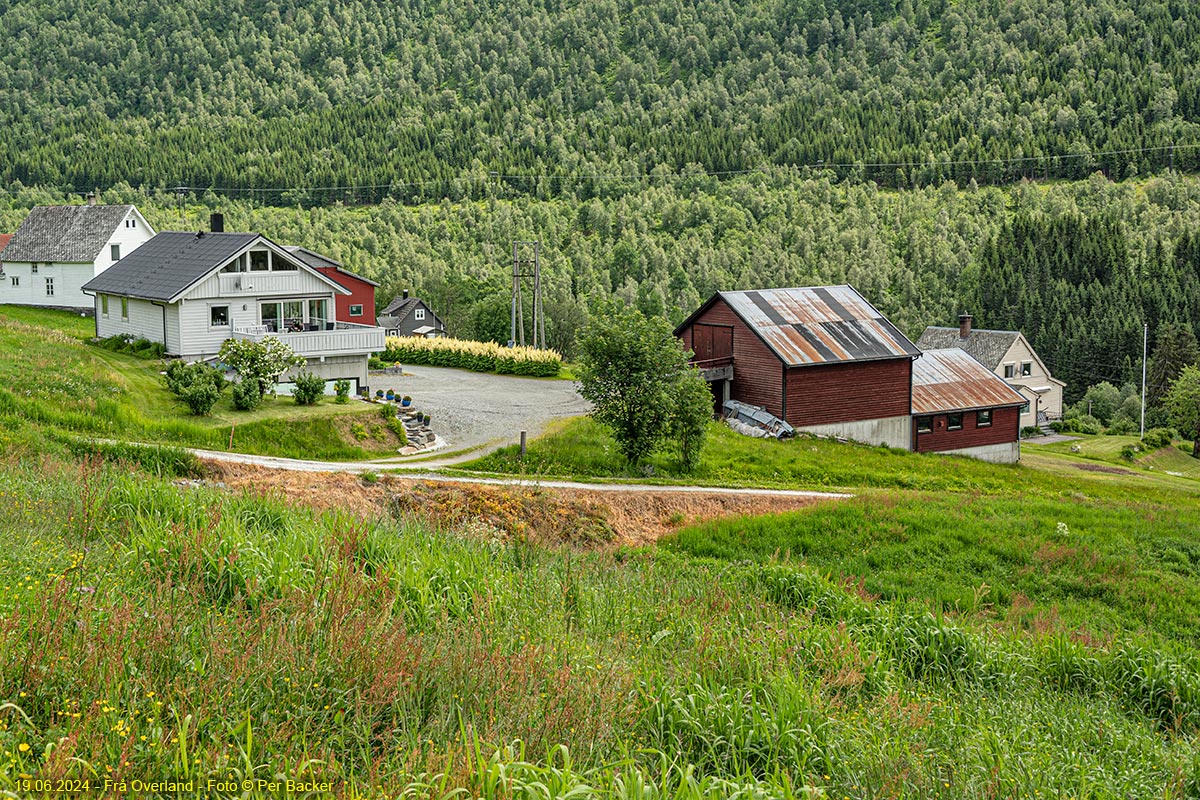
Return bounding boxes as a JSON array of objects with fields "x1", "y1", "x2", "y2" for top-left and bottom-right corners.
[{"x1": 381, "y1": 337, "x2": 562, "y2": 377}]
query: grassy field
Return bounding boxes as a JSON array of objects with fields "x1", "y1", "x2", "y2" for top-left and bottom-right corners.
[
  {"x1": 0, "y1": 306, "x2": 404, "y2": 461},
  {"x1": 465, "y1": 416, "x2": 1044, "y2": 492},
  {"x1": 0, "y1": 454, "x2": 1197, "y2": 797}
]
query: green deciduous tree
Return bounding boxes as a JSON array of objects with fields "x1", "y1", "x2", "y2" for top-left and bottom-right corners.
[
  {"x1": 163, "y1": 360, "x2": 226, "y2": 416},
  {"x1": 576, "y1": 308, "x2": 710, "y2": 470},
  {"x1": 1164, "y1": 365, "x2": 1200, "y2": 457}
]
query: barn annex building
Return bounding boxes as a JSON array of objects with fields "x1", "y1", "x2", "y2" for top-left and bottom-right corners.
[{"x1": 675, "y1": 286, "x2": 1024, "y2": 463}]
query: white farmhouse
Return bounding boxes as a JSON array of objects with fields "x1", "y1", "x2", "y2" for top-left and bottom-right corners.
[
  {"x1": 0, "y1": 197, "x2": 155, "y2": 309},
  {"x1": 82, "y1": 220, "x2": 385, "y2": 392},
  {"x1": 916, "y1": 314, "x2": 1066, "y2": 430}
]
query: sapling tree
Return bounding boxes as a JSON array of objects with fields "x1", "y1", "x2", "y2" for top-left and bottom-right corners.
[{"x1": 576, "y1": 307, "x2": 710, "y2": 470}]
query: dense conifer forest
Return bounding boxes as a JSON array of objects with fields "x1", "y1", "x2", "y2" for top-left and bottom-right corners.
[{"x1": 4, "y1": 0, "x2": 1200, "y2": 403}]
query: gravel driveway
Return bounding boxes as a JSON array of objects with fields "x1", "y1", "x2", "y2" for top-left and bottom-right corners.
[{"x1": 371, "y1": 365, "x2": 590, "y2": 458}]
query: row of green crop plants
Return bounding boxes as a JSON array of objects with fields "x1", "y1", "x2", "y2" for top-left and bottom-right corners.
[
  {"x1": 380, "y1": 336, "x2": 562, "y2": 377},
  {"x1": 0, "y1": 456, "x2": 1195, "y2": 797}
]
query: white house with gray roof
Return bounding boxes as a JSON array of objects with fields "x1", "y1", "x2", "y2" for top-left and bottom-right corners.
[
  {"x1": 916, "y1": 314, "x2": 1065, "y2": 429},
  {"x1": 82, "y1": 222, "x2": 385, "y2": 391},
  {"x1": 0, "y1": 199, "x2": 155, "y2": 309}
]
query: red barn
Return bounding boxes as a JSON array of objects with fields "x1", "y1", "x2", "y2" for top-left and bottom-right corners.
[
  {"x1": 675, "y1": 286, "x2": 922, "y2": 448},
  {"x1": 284, "y1": 246, "x2": 379, "y2": 325},
  {"x1": 911, "y1": 348, "x2": 1025, "y2": 463}
]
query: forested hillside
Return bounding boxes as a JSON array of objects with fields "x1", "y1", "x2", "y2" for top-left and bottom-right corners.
[
  {"x1": 3, "y1": 0, "x2": 1200, "y2": 198},
  {"x1": 6, "y1": 174, "x2": 1199, "y2": 403}
]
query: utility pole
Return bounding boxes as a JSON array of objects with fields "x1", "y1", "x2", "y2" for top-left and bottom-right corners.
[
  {"x1": 510, "y1": 241, "x2": 543, "y2": 349},
  {"x1": 1141, "y1": 322, "x2": 1148, "y2": 438}
]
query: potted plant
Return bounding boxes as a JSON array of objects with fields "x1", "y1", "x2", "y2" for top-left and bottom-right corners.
[
  {"x1": 385, "y1": 388, "x2": 395, "y2": 400},
  {"x1": 423, "y1": 413, "x2": 432, "y2": 426},
  {"x1": 401, "y1": 395, "x2": 412, "y2": 407},
  {"x1": 375, "y1": 389, "x2": 384, "y2": 399}
]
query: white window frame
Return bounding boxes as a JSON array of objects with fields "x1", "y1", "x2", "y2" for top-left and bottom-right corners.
[
  {"x1": 126, "y1": 218, "x2": 136, "y2": 228},
  {"x1": 101, "y1": 295, "x2": 109, "y2": 316},
  {"x1": 111, "y1": 244, "x2": 121, "y2": 262},
  {"x1": 1020, "y1": 361, "x2": 1033, "y2": 377},
  {"x1": 30, "y1": 263, "x2": 38, "y2": 275},
  {"x1": 210, "y1": 305, "x2": 230, "y2": 328},
  {"x1": 44, "y1": 277, "x2": 54, "y2": 297},
  {"x1": 121, "y1": 297, "x2": 129, "y2": 321},
  {"x1": 1003, "y1": 363, "x2": 1015, "y2": 379},
  {"x1": 9, "y1": 276, "x2": 17, "y2": 287},
  {"x1": 415, "y1": 307, "x2": 426, "y2": 321},
  {"x1": 349, "y1": 304, "x2": 363, "y2": 317}
]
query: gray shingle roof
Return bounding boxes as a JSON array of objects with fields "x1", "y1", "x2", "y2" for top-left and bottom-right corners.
[
  {"x1": 3, "y1": 205, "x2": 135, "y2": 262},
  {"x1": 916, "y1": 327, "x2": 1019, "y2": 371},
  {"x1": 82, "y1": 231, "x2": 258, "y2": 301},
  {"x1": 382, "y1": 296, "x2": 419, "y2": 317}
]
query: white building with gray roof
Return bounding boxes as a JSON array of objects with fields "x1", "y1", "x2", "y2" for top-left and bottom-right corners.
[{"x1": 0, "y1": 196, "x2": 155, "y2": 309}]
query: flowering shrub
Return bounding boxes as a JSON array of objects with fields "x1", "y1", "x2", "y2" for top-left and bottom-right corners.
[{"x1": 381, "y1": 337, "x2": 561, "y2": 377}]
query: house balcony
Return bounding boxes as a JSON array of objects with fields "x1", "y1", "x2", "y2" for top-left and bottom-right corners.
[{"x1": 232, "y1": 321, "x2": 385, "y2": 358}]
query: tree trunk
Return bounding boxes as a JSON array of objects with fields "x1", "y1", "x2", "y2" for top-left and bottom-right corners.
[{"x1": 1194, "y1": 433, "x2": 1200, "y2": 458}]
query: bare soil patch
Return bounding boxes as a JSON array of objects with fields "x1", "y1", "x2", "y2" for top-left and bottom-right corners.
[
  {"x1": 1073, "y1": 462, "x2": 1137, "y2": 475},
  {"x1": 206, "y1": 461, "x2": 833, "y2": 546}
]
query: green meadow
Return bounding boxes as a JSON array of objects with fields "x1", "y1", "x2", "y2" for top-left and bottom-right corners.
[
  {"x1": 0, "y1": 307, "x2": 401, "y2": 462},
  {"x1": 1, "y1": 307, "x2": 1199, "y2": 797}
]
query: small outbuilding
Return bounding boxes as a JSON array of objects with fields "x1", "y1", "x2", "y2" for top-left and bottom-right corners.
[
  {"x1": 378, "y1": 291, "x2": 446, "y2": 337},
  {"x1": 910, "y1": 348, "x2": 1026, "y2": 463}
]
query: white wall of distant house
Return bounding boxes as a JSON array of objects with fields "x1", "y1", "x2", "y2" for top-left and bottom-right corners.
[{"x1": 0, "y1": 208, "x2": 155, "y2": 309}]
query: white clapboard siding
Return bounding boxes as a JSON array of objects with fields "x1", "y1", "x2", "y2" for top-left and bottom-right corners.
[{"x1": 95, "y1": 296, "x2": 167, "y2": 343}]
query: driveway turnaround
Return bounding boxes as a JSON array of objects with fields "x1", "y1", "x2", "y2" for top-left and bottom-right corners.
[{"x1": 371, "y1": 365, "x2": 590, "y2": 460}]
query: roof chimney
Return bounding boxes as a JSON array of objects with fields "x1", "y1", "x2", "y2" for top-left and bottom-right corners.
[
  {"x1": 403, "y1": 289, "x2": 409, "y2": 300},
  {"x1": 210, "y1": 212, "x2": 224, "y2": 233},
  {"x1": 86, "y1": 191, "x2": 98, "y2": 207},
  {"x1": 958, "y1": 314, "x2": 973, "y2": 339}
]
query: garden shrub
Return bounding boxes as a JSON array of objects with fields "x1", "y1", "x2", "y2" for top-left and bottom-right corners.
[
  {"x1": 231, "y1": 378, "x2": 261, "y2": 411},
  {"x1": 163, "y1": 360, "x2": 225, "y2": 415},
  {"x1": 96, "y1": 334, "x2": 166, "y2": 359},
  {"x1": 334, "y1": 379, "x2": 351, "y2": 404},
  {"x1": 1143, "y1": 427, "x2": 1176, "y2": 450},
  {"x1": 292, "y1": 371, "x2": 325, "y2": 405},
  {"x1": 381, "y1": 336, "x2": 561, "y2": 377}
]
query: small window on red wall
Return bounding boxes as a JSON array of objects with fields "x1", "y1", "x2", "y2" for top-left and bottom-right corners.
[
  {"x1": 977, "y1": 409, "x2": 993, "y2": 427},
  {"x1": 947, "y1": 412, "x2": 963, "y2": 431},
  {"x1": 916, "y1": 416, "x2": 933, "y2": 433}
]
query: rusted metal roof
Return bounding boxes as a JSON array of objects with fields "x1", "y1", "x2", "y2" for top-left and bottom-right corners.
[
  {"x1": 911, "y1": 348, "x2": 1026, "y2": 414},
  {"x1": 718, "y1": 286, "x2": 921, "y2": 366}
]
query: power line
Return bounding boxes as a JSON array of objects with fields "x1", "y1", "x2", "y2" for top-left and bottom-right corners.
[{"x1": 4, "y1": 139, "x2": 1193, "y2": 199}]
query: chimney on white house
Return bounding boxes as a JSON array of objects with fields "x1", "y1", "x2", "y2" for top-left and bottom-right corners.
[
  {"x1": 958, "y1": 314, "x2": 973, "y2": 339},
  {"x1": 210, "y1": 212, "x2": 224, "y2": 233},
  {"x1": 86, "y1": 191, "x2": 98, "y2": 206}
]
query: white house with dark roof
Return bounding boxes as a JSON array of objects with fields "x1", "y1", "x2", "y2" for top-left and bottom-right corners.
[
  {"x1": 82, "y1": 217, "x2": 385, "y2": 391},
  {"x1": 916, "y1": 314, "x2": 1065, "y2": 429},
  {"x1": 0, "y1": 198, "x2": 155, "y2": 309}
]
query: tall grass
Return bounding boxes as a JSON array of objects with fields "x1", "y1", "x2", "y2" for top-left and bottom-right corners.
[{"x1": 0, "y1": 457, "x2": 1196, "y2": 796}]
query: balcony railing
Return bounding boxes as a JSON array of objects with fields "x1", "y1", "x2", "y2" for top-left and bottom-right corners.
[{"x1": 232, "y1": 321, "x2": 385, "y2": 357}]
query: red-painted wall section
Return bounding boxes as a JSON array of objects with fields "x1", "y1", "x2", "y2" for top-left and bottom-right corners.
[
  {"x1": 314, "y1": 266, "x2": 377, "y2": 325},
  {"x1": 914, "y1": 406, "x2": 1020, "y2": 453},
  {"x1": 680, "y1": 299, "x2": 784, "y2": 417},
  {"x1": 784, "y1": 359, "x2": 912, "y2": 427}
]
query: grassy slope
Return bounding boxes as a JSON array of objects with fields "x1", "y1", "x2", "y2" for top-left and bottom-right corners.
[
  {"x1": 0, "y1": 456, "x2": 1197, "y2": 797},
  {"x1": 0, "y1": 306, "x2": 403, "y2": 460},
  {"x1": 470, "y1": 417, "x2": 1200, "y2": 646}
]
